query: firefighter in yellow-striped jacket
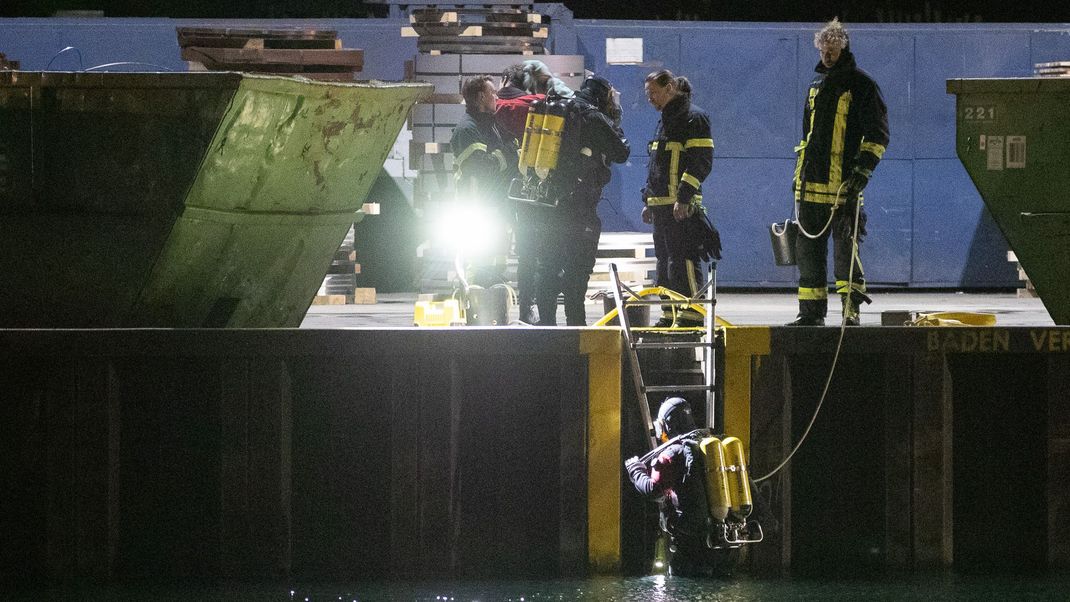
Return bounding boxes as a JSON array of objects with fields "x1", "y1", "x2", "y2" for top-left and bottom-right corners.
[
  {"x1": 789, "y1": 19, "x2": 889, "y2": 326},
  {"x1": 449, "y1": 75, "x2": 519, "y2": 288},
  {"x1": 642, "y1": 70, "x2": 720, "y2": 328}
]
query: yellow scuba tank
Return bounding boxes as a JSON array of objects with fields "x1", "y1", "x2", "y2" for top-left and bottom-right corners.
[
  {"x1": 533, "y1": 98, "x2": 567, "y2": 180},
  {"x1": 722, "y1": 436, "x2": 753, "y2": 520},
  {"x1": 517, "y1": 104, "x2": 544, "y2": 176},
  {"x1": 699, "y1": 436, "x2": 731, "y2": 521}
]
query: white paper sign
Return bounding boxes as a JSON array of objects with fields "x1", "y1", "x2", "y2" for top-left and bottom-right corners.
[
  {"x1": 986, "y1": 135, "x2": 1004, "y2": 171},
  {"x1": 606, "y1": 38, "x2": 643, "y2": 65}
]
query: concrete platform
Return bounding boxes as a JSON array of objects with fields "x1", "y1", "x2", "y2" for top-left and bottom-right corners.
[{"x1": 301, "y1": 290, "x2": 1056, "y2": 328}]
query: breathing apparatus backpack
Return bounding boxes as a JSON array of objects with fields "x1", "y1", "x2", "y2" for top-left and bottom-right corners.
[
  {"x1": 658, "y1": 430, "x2": 763, "y2": 547},
  {"x1": 509, "y1": 94, "x2": 579, "y2": 208}
]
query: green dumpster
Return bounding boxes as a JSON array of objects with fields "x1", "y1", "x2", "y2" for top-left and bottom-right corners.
[
  {"x1": 0, "y1": 72, "x2": 431, "y2": 327},
  {"x1": 948, "y1": 78, "x2": 1070, "y2": 325}
]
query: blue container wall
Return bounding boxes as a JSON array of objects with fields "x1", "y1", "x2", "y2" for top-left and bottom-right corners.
[{"x1": 3, "y1": 18, "x2": 1067, "y2": 287}]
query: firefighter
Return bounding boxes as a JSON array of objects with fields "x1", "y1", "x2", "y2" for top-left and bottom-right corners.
[
  {"x1": 449, "y1": 75, "x2": 518, "y2": 288},
  {"x1": 789, "y1": 18, "x2": 889, "y2": 326},
  {"x1": 641, "y1": 70, "x2": 720, "y2": 328},
  {"x1": 495, "y1": 64, "x2": 546, "y2": 324},
  {"x1": 535, "y1": 76, "x2": 629, "y2": 326},
  {"x1": 625, "y1": 397, "x2": 733, "y2": 577}
]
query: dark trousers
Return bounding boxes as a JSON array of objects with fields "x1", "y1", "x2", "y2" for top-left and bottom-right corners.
[
  {"x1": 536, "y1": 210, "x2": 600, "y2": 326},
  {"x1": 651, "y1": 205, "x2": 704, "y2": 321},
  {"x1": 514, "y1": 205, "x2": 542, "y2": 323},
  {"x1": 795, "y1": 200, "x2": 865, "y2": 319}
]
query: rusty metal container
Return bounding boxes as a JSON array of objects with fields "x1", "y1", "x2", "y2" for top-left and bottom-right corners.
[{"x1": 0, "y1": 71, "x2": 430, "y2": 327}]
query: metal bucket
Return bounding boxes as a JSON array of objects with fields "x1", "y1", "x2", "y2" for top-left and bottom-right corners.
[
  {"x1": 466, "y1": 285, "x2": 511, "y2": 326},
  {"x1": 770, "y1": 219, "x2": 799, "y2": 267},
  {"x1": 601, "y1": 293, "x2": 651, "y2": 327}
]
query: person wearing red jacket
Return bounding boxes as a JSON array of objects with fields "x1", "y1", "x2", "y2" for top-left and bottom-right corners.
[{"x1": 494, "y1": 65, "x2": 545, "y2": 323}]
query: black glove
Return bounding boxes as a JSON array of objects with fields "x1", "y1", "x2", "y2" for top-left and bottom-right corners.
[
  {"x1": 836, "y1": 204, "x2": 867, "y2": 241},
  {"x1": 683, "y1": 211, "x2": 722, "y2": 262},
  {"x1": 844, "y1": 168, "x2": 870, "y2": 200}
]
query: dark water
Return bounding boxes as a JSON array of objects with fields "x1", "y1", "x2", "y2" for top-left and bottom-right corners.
[{"x1": 17, "y1": 575, "x2": 1070, "y2": 601}]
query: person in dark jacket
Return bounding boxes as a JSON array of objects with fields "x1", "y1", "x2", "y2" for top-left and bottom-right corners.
[
  {"x1": 449, "y1": 75, "x2": 518, "y2": 288},
  {"x1": 626, "y1": 397, "x2": 731, "y2": 577},
  {"x1": 495, "y1": 64, "x2": 546, "y2": 324},
  {"x1": 789, "y1": 18, "x2": 889, "y2": 326},
  {"x1": 535, "y1": 76, "x2": 629, "y2": 326},
  {"x1": 641, "y1": 70, "x2": 718, "y2": 328}
]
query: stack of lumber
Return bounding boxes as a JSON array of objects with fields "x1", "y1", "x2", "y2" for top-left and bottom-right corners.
[
  {"x1": 177, "y1": 27, "x2": 363, "y2": 81},
  {"x1": 1034, "y1": 61, "x2": 1070, "y2": 77},
  {"x1": 314, "y1": 225, "x2": 377, "y2": 305},
  {"x1": 403, "y1": 7, "x2": 548, "y2": 55},
  {"x1": 587, "y1": 232, "x2": 657, "y2": 297},
  {"x1": 1008, "y1": 251, "x2": 1038, "y2": 299}
]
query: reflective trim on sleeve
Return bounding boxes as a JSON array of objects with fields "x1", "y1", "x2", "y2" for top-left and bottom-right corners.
[
  {"x1": 646, "y1": 194, "x2": 703, "y2": 207},
  {"x1": 455, "y1": 142, "x2": 488, "y2": 166},
  {"x1": 680, "y1": 172, "x2": 701, "y2": 190},
  {"x1": 860, "y1": 141, "x2": 886, "y2": 159},
  {"x1": 684, "y1": 137, "x2": 714, "y2": 149}
]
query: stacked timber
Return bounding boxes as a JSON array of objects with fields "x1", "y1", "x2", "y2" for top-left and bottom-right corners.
[
  {"x1": 1034, "y1": 61, "x2": 1070, "y2": 77},
  {"x1": 176, "y1": 27, "x2": 363, "y2": 81},
  {"x1": 315, "y1": 225, "x2": 377, "y2": 305},
  {"x1": 0, "y1": 52, "x2": 19, "y2": 70},
  {"x1": 588, "y1": 232, "x2": 657, "y2": 296},
  {"x1": 1008, "y1": 251, "x2": 1038, "y2": 299},
  {"x1": 404, "y1": 7, "x2": 548, "y2": 55}
]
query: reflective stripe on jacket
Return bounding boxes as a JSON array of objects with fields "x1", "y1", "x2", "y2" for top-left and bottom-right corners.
[
  {"x1": 644, "y1": 95, "x2": 714, "y2": 207},
  {"x1": 450, "y1": 108, "x2": 518, "y2": 202},
  {"x1": 793, "y1": 49, "x2": 889, "y2": 205}
]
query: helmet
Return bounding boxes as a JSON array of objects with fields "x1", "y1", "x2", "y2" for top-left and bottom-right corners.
[
  {"x1": 578, "y1": 75, "x2": 620, "y2": 121},
  {"x1": 581, "y1": 75, "x2": 612, "y2": 97},
  {"x1": 653, "y1": 396, "x2": 696, "y2": 441}
]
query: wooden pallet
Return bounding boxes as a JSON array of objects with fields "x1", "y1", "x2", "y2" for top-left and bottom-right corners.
[
  {"x1": 588, "y1": 232, "x2": 656, "y2": 296},
  {"x1": 177, "y1": 26, "x2": 362, "y2": 81}
]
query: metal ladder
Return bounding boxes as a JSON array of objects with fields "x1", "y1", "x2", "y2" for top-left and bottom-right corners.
[{"x1": 607, "y1": 263, "x2": 719, "y2": 450}]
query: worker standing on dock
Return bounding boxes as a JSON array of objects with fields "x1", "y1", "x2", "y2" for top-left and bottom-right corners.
[
  {"x1": 788, "y1": 18, "x2": 889, "y2": 326},
  {"x1": 534, "y1": 75, "x2": 630, "y2": 326},
  {"x1": 496, "y1": 64, "x2": 547, "y2": 324},
  {"x1": 450, "y1": 75, "x2": 519, "y2": 288},
  {"x1": 641, "y1": 69, "x2": 720, "y2": 328}
]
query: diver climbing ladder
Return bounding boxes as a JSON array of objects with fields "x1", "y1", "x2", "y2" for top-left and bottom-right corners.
[{"x1": 599, "y1": 263, "x2": 721, "y2": 451}]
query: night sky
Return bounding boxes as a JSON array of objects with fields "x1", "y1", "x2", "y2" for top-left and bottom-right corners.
[{"x1": 1, "y1": 0, "x2": 1069, "y2": 22}]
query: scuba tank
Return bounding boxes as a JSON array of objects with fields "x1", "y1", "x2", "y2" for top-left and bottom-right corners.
[
  {"x1": 532, "y1": 96, "x2": 568, "y2": 180},
  {"x1": 517, "y1": 102, "x2": 545, "y2": 177},
  {"x1": 699, "y1": 436, "x2": 731, "y2": 521},
  {"x1": 722, "y1": 436, "x2": 753, "y2": 521}
]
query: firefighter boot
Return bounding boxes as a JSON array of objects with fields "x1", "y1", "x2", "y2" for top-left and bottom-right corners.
[{"x1": 841, "y1": 294, "x2": 860, "y2": 326}]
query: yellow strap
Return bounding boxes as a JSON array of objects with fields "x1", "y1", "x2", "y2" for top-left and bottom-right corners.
[
  {"x1": 910, "y1": 312, "x2": 997, "y2": 327},
  {"x1": 684, "y1": 137, "x2": 714, "y2": 149},
  {"x1": 592, "y1": 286, "x2": 732, "y2": 328},
  {"x1": 835, "y1": 280, "x2": 867, "y2": 294},
  {"x1": 490, "y1": 148, "x2": 507, "y2": 172}
]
